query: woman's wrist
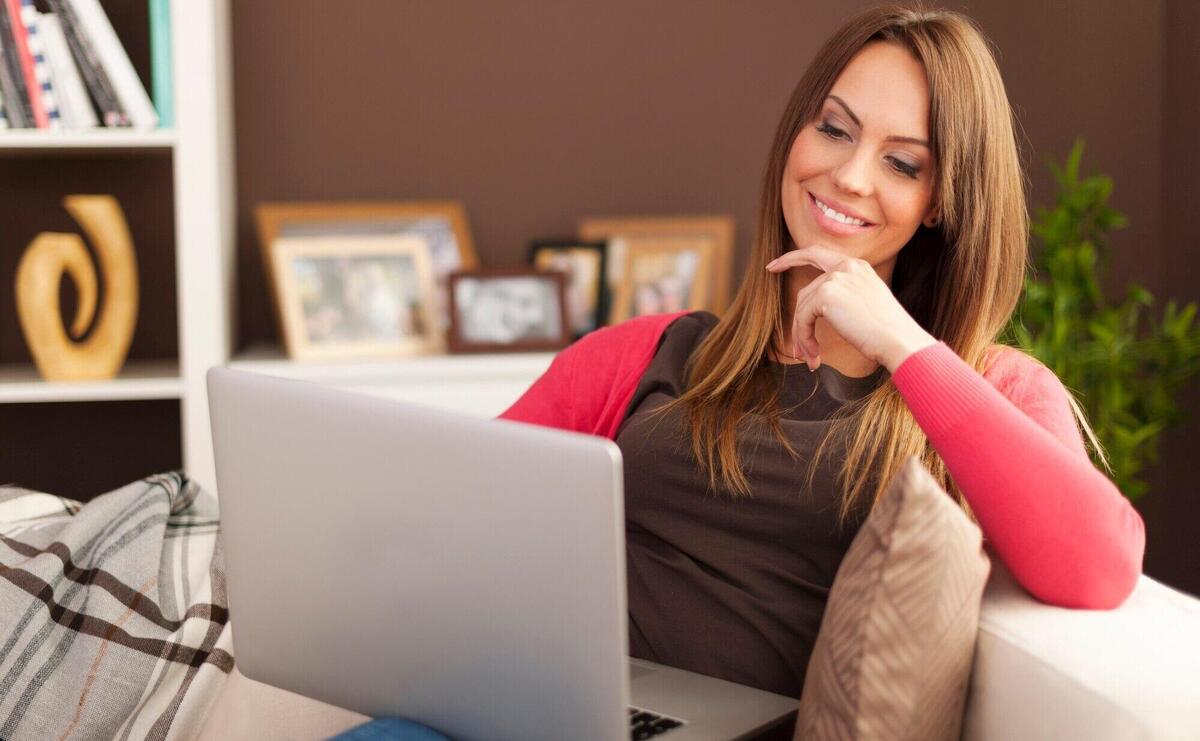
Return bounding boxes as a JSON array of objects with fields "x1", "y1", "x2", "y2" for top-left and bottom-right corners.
[{"x1": 880, "y1": 327, "x2": 939, "y2": 373}]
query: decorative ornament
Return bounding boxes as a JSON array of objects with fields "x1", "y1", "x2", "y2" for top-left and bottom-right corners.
[{"x1": 15, "y1": 195, "x2": 139, "y2": 381}]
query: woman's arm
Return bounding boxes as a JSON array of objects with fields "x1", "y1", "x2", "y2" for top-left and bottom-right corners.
[{"x1": 890, "y1": 342, "x2": 1145, "y2": 610}]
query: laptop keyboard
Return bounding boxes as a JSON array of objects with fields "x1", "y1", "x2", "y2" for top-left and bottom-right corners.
[{"x1": 629, "y1": 706, "x2": 685, "y2": 739}]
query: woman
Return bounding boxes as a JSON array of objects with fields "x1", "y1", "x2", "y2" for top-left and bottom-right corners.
[{"x1": 498, "y1": 2, "x2": 1144, "y2": 701}]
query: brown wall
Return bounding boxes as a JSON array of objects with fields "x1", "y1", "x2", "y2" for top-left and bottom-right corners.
[{"x1": 229, "y1": 2, "x2": 1199, "y2": 592}]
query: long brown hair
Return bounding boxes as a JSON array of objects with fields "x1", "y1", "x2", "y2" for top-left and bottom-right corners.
[{"x1": 659, "y1": 3, "x2": 1106, "y2": 521}]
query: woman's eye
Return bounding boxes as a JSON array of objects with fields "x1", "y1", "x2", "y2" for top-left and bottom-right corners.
[
  {"x1": 888, "y1": 157, "x2": 920, "y2": 179},
  {"x1": 817, "y1": 120, "x2": 921, "y2": 179},
  {"x1": 816, "y1": 121, "x2": 848, "y2": 140}
]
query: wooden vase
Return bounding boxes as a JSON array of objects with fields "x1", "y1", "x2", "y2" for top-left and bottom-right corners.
[{"x1": 15, "y1": 195, "x2": 139, "y2": 381}]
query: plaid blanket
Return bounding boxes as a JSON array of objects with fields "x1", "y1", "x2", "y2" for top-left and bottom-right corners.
[{"x1": 0, "y1": 472, "x2": 232, "y2": 740}]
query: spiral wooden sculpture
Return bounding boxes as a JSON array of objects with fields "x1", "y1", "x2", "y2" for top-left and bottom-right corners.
[{"x1": 15, "y1": 195, "x2": 139, "y2": 381}]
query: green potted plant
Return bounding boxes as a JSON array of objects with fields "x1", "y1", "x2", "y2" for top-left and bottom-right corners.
[{"x1": 1002, "y1": 139, "x2": 1200, "y2": 501}]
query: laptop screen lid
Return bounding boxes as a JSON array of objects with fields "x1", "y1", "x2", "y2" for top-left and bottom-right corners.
[{"x1": 207, "y1": 367, "x2": 631, "y2": 741}]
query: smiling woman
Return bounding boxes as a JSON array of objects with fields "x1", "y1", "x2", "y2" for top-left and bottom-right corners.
[{"x1": 500, "y1": 0, "x2": 1144, "y2": 708}]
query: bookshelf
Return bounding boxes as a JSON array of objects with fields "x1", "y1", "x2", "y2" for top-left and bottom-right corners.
[{"x1": 0, "y1": 0, "x2": 234, "y2": 496}]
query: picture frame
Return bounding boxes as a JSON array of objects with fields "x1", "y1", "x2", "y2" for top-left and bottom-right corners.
[
  {"x1": 255, "y1": 201, "x2": 479, "y2": 341},
  {"x1": 446, "y1": 268, "x2": 572, "y2": 354},
  {"x1": 269, "y1": 234, "x2": 442, "y2": 361},
  {"x1": 607, "y1": 235, "x2": 715, "y2": 324},
  {"x1": 578, "y1": 215, "x2": 735, "y2": 314},
  {"x1": 527, "y1": 239, "x2": 608, "y2": 338}
]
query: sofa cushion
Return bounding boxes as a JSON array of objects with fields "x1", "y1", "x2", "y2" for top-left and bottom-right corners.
[{"x1": 795, "y1": 455, "x2": 991, "y2": 740}]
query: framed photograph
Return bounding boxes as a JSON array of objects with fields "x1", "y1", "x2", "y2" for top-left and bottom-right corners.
[
  {"x1": 578, "y1": 215, "x2": 735, "y2": 314},
  {"x1": 269, "y1": 234, "x2": 442, "y2": 361},
  {"x1": 255, "y1": 201, "x2": 478, "y2": 340},
  {"x1": 528, "y1": 239, "x2": 607, "y2": 338},
  {"x1": 447, "y1": 268, "x2": 572, "y2": 354},
  {"x1": 608, "y1": 235, "x2": 715, "y2": 324}
]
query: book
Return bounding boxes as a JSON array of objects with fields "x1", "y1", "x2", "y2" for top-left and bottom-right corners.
[
  {"x1": 38, "y1": 11, "x2": 95, "y2": 128},
  {"x1": 2, "y1": 0, "x2": 46, "y2": 127},
  {"x1": 0, "y1": 1, "x2": 35, "y2": 126},
  {"x1": 63, "y1": 0, "x2": 156, "y2": 128},
  {"x1": 19, "y1": 0, "x2": 61, "y2": 129},
  {"x1": 0, "y1": 33, "x2": 26, "y2": 126},
  {"x1": 44, "y1": 0, "x2": 124, "y2": 126},
  {"x1": 0, "y1": 88, "x2": 7, "y2": 128},
  {"x1": 148, "y1": 0, "x2": 170, "y2": 127}
]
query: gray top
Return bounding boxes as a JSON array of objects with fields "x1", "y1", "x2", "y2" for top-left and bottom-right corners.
[{"x1": 615, "y1": 311, "x2": 888, "y2": 698}]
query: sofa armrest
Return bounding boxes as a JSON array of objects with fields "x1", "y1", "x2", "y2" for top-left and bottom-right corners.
[{"x1": 963, "y1": 564, "x2": 1200, "y2": 741}]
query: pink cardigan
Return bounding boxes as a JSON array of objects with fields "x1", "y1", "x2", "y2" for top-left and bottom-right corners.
[{"x1": 499, "y1": 311, "x2": 1145, "y2": 609}]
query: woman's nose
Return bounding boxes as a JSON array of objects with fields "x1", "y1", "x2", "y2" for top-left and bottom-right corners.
[{"x1": 830, "y1": 146, "x2": 874, "y2": 198}]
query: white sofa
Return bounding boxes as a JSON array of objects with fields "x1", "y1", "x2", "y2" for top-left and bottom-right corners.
[
  {"x1": 197, "y1": 564, "x2": 1200, "y2": 740},
  {"x1": 963, "y1": 565, "x2": 1200, "y2": 741}
]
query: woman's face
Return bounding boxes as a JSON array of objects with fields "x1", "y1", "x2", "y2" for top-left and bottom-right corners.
[{"x1": 780, "y1": 41, "x2": 938, "y2": 283}]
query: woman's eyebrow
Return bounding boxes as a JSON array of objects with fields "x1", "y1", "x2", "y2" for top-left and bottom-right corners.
[{"x1": 827, "y1": 95, "x2": 930, "y2": 148}]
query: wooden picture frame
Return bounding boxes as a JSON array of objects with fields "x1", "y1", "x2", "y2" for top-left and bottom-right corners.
[
  {"x1": 607, "y1": 235, "x2": 715, "y2": 324},
  {"x1": 270, "y1": 234, "x2": 442, "y2": 361},
  {"x1": 578, "y1": 215, "x2": 735, "y2": 314},
  {"x1": 255, "y1": 201, "x2": 479, "y2": 342},
  {"x1": 446, "y1": 268, "x2": 572, "y2": 354},
  {"x1": 528, "y1": 239, "x2": 608, "y2": 339}
]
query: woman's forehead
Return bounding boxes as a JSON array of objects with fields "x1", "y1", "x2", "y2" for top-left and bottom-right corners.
[{"x1": 826, "y1": 42, "x2": 930, "y2": 141}]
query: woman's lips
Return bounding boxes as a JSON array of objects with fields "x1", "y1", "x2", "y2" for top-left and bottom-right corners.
[{"x1": 808, "y1": 192, "x2": 876, "y2": 237}]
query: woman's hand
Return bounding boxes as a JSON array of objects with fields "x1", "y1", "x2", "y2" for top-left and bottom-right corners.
[{"x1": 766, "y1": 244, "x2": 938, "y2": 372}]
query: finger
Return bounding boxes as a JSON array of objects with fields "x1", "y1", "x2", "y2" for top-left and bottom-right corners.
[
  {"x1": 794, "y1": 290, "x2": 820, "y2": 367},
  {"x1": 766, "y1": 244, "x2": 851, "y2": 274},
  {"x1": 792, "y1": 273, "x2": 834, "y2": 365},
  {"x1": 788, "y1": 266, "x2": 837, "y2": 362}
]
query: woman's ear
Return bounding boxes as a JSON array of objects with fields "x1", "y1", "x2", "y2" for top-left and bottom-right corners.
[{"x1": 922, "y1": 204, "x2": 940, "y2": 228}]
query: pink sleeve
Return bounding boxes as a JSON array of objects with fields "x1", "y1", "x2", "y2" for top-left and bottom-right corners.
[
  {"x1": 497, "y1": 311, "x2": 688, "y2": 439},
  {"x1": 890, "y1": 342, "x2": 1145, "y2": 609}
]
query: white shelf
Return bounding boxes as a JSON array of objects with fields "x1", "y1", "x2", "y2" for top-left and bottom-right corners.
[
  {"x1": 230, "y1": 345, "x2": 555, "y2": 385},
  {"x1": 228, "y1": 345, "x2": 552, "y2": 420},
  {"x1": 0, "y1": 129, "x2": 176, "y2": 155},
  {"x1": 0, "y1": 360, "x2": 183, "y2": 403}
]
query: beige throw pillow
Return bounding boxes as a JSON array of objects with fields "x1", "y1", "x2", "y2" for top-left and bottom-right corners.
[{"x1": 795, "y1": 456, "x2": 991, "y2": 741}]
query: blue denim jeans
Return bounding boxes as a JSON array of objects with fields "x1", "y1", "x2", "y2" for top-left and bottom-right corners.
[{"x1": 327, "y1": 718, "x2": 451, "y2": 741}]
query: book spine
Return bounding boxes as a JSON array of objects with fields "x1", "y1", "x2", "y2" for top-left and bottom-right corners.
[
  {"x1": 148, "y1": 0, "x2": 170, "y2": 127},
  {"x1": 66, "y1": 0, "x2": 156, "y2": 128},
  {"x1": 0, "y1": 35, "x2": 26, "y2": 126},
  {"x1": 0, "y1": 88, "x2": 8, "y2": 128},
  {"x1": 0, "y1": 1, "x2": 35, "y2": 126},
  {"x1": 39, "y1": 11, "x2": 96, "y2": 128},
  {"x1": 44, "y1": 0, "x2": 125, "y2": 126},
  {"x1": 20, "y1": 0, "x2": 61, "y2": 129},
  {"x1": 2, "y1": 0, "x2": 45, "y2": 127}
]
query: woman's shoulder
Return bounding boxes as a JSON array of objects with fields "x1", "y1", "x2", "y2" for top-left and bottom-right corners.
[{"x1": 981, "y1": 343, "x2": 1068, "y2": 405}]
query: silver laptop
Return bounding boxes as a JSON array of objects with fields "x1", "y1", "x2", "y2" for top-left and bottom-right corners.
[{"x1": 207, "y1": 367, "x2": 798, "y2": 741}]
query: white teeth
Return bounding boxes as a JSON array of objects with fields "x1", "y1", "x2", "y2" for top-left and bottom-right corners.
[{"x1": 815, "y1": 197, "x2": 867, "y2": 227}]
